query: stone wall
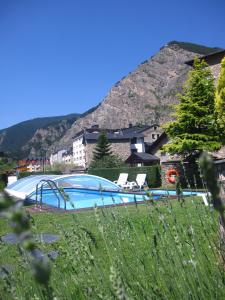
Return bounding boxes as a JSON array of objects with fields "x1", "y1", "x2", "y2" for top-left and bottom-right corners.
[
  {"x1": 143, "y1": 126, "x2": 163, "y2": 143},
  {"x1": 110, "y1": 141, "x2": 131, "y2": 160},
  {"x1": 161, "y1": 160, "x2": 184, "y2": 187},
  {"x1": 209, "y1": 63, "x2": 221, "y2": 81},
  {"x1": 85, "y1": 143, "x2": 95, "y2": 167},
  {"x1": 161, "y1": 159, "x2": 203, "y2": 188},
  {"x1": 85, "y1": 141, "x2": 131, "y2": 167}
]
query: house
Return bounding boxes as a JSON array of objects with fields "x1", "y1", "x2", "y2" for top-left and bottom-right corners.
[
  {"x1": 16, "y1": 158, "x2": 50, "y2": 173},
  {"x1": 50, "y1": 149, "x2": 67, "y2": 165},
  {"x1": 186, "y1": 49, "x2": 225, "y2": 80},
  {"x1": 72, "y1": 124, "x2": 162, "y2": 168},
  {"x1": 125, "y1": 152, "x2": 160, "y2": 167},
  {"x1": 62, "y1": 150, "x2": 73, "y2": 164}
]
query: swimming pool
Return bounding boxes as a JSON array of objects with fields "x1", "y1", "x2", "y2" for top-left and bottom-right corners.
[
  {"x1": 29, "y1": 188, "x2": 200, "y2": 210},
  {"x1": 30, "y1": 188, "x2": 162, "y2": 210},
  {"x1": 5, "y1": 173, "x2": 202, "y2": 210}
]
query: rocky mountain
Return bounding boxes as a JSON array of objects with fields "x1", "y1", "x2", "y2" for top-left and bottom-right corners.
[
  {"x1": 51, "y1": 41, "x2": 222, "y2": 152},
  {"x1": 0, "y1": 114, "x2": 80, "y2": 158},
  {"x1": 1, "y1": 41, "x2": 222, "y2": 158}
]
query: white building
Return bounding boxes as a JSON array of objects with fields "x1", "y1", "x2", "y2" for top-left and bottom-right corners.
[
  {"x1": 73, "y1": 135, "x2": 86, "y2": 167},
  {"x1": 62, "y1": 151, "x2": 73, "y2": 164},
  {"x1": 50, "y1": 149, "x2": 67, "y2": 165}
]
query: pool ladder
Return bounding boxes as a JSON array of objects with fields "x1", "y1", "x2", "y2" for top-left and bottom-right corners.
[{"x1": 35, "y1": 179, "x2": 68, "y2": 210}]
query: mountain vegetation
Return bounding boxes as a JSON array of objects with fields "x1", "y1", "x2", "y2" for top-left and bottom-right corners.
[
  {"x1": 0, "y1": 114, "x2": 80, "y2": 158},
  {"x1": 167, "y1": 40, "x2": 222, "y2": 55}
]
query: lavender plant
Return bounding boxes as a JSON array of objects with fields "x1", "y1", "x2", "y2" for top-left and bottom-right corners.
[{"x1": 0, "y1": 191, "x2": 52, "y2": 298}]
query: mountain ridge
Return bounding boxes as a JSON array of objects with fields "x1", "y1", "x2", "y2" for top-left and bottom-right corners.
[
  {"x1": 0, "y1": 41, "x2": 223, "y2": 158},
  {"x1": 51, "y1": 41, "x2": 221, "y2": 153},
  {"x1": 0, "y1": 114, "x2": 80, "y2": 158}
]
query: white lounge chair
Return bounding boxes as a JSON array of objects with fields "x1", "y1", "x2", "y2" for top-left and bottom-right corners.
[
  {"x1": 114, "y1": 173, "x2": 129, "y2": 188},
  {"x1": 124, "y1": 174, "x2": 147, "y2": 190}
]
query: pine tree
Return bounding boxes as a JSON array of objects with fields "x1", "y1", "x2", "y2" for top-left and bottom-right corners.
[
  {"x1": 215, "y1": 57, "x2": 225, "y2": 142},
  {"x1": 93, "y1": 132, "x2": 112, "y2": 160},
  {"x1": 163, "y1": 57, "x2": 221, "y2": 157}
]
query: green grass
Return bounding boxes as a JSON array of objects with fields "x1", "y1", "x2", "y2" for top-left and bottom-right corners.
[{"x1": 0, "y1": 197, "x2": 224, "y2": 299}]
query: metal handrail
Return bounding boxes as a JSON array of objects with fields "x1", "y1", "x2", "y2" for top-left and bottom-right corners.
[{"x1": 35, "y1": 179, "x2": 67, "y2": 210}]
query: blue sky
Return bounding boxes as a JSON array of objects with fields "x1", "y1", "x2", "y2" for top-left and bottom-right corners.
[{"x1": 0, "y1": 0, "x2": 225, "y2": 129}]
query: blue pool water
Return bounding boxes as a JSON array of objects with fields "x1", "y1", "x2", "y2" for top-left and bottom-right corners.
[
  {"x1": 30, "y1": 188, "x2": 198, "y2": 210},
  {"x1": 149, "y1": 190, "x2": 198, "y2": 196}
]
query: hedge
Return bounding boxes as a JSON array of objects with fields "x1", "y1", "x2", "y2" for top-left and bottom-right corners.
[
  {"x1": 88, "y1": 165, "x2": 161, "y2": 188},
  {"x1": 0, "y1": 173, "x2": 7, "y2": 184},
  {"x1": 18, "y1": 171, "x2": 62, "y2": 179}
]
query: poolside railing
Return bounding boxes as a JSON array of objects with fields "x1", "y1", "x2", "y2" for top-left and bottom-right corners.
[{"x1": 35, "y1": 179, "x2": 68, "y2": 210}]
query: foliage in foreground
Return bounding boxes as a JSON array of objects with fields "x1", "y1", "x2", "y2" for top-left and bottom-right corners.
[
  {"x1": 0, "y1": 196, "x2": 225, "y2": 299},
  {"x1": 0, "y1": 153, "x2": 225, "y2": 299}
]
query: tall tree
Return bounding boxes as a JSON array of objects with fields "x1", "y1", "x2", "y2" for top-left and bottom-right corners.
[
  {"x1": 163, "y1": 57, "x2": 221, "y2": 157},
  {"x1": 215, "y1": 57, "x2": 225, "y2": 142},
  {"x1": 93, "y1": 132, "x2": 112, "y2": 160}
]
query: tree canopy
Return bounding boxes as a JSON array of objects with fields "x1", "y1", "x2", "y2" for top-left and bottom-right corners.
[
  {"x1": 215, "y1": 57, "x2": 225, "y2": 142},
  {"x1": 93, "y1": 132, "x2": 112, "y2": 160},
  {"x1": 163, "y1": 58, "x2": 221, "y2": 157}
]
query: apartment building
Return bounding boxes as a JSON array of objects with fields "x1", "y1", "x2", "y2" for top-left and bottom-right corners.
[{"x1": 72, "y1": 124, "x2": 162, "y2": 168}]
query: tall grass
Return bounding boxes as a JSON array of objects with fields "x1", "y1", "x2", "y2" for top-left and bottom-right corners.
[
  {"x1": 0, "y1": 196, "x2": 224, "y2": 299},
  {"x1": 0, "y1": 154, "x2": 225, "y2": 299}
]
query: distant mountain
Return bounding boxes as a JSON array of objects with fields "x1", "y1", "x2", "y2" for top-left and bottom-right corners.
[
  {"x1": 51, "y1": 41, "x2": 223, "y2": 152},
  {"x1": 0, "y1": 114, "x2": 80, "y2": 158},
  {"x1": 1, "y1": 41, "x2": 223, "y2": 159}
]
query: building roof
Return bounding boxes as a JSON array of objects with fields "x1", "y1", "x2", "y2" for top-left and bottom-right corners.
[
  {"x1": 125, "y1": 152, "x2": 159, "y2": 163},
  {"x1": 185, "y1": 49, "x2": 225, "y2": 66},
  {"x1": 73, "y1": 123, "x2": 159, "y2": 141},
  {"x1": 62, "y1": 151, "x2": 72, "y2": 157},
  {"x1": 147, "y1": 132, "x2": 168, "y2": 154},
  {"x1": 84, "y1": 131, "x2": 144, "y2": 142}
]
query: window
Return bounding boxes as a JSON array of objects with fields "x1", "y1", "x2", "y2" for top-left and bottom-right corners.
[
  {"x1": 152, "y1": 134, "x2": 156, "y2": 139},
  {"x1": 131, "y1": 137, "x2": 137, "y2": 144}
]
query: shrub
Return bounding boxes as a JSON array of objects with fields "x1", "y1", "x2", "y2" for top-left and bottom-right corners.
[
  {"x1": 88, "y1": 165, "x2": 161, "y2": 187},
  {"x1": 89, "y1": 155, "x2": 125, "y2": 169},
  {"x1": 18, "y1": 170, "x2": 62, "y2": 179}
]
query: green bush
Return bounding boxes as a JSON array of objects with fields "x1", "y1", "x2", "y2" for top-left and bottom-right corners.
[
  {"x1": 89, "y1": 155, "x2": 125, "y2": 169},
  {"x1": 0, "y1": 173, "x2": 7, "y2": 185},
  {"x1": 0, "y1": 181, "x2": 5, "y2": 190},
  {"x1": 88, "y1": 165, "x2": 161, "y2": 187}
]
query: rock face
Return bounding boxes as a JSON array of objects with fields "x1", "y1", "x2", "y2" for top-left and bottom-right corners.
[
  {"x1": 1, "y1": 41, "x2": 221, "y2": 158},
  {"x1": 52, "y1": 42, "x2": 204, "y2": 152},
  {"x1": 21, "y1": 119, "x2": 75, "y2": 157},
  {"x1": 0, "y1": 114, "x2": 79, "y2": 158}
]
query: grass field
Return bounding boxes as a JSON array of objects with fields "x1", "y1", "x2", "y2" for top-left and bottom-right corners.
[{"x1": 0, "y1": 196, "x2": 225, "y2": 299}]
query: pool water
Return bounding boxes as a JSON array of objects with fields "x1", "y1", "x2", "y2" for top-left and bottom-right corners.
[
  {"x1": 30, "y1": 188, "x2": 160, "y2": 210},
  {"x1": 149, "y1": 190, "x2": 198, "y2": 196},
  {"x1": 30, "y1": 188, "x2": 197, "y2": 210}
]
